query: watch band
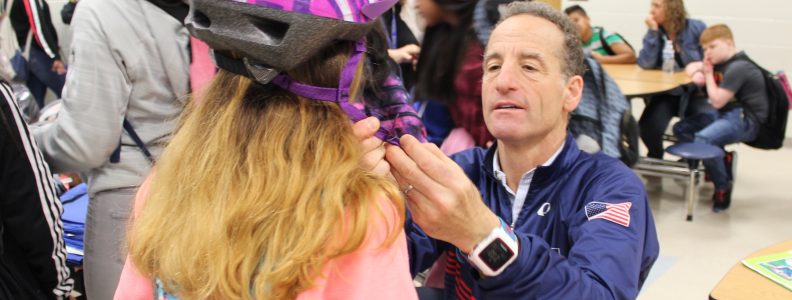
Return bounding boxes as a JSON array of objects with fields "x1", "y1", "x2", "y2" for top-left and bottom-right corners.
[{"x1": 466, "y1": 217, "x2": 519, "y2": 277}]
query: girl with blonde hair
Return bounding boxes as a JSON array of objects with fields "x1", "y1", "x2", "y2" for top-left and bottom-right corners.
[{"x1": 114, "y1": 0, "x2": 423, "y2": 299}]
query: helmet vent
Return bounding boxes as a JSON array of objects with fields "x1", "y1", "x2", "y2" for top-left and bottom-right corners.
[
  {"x1": 250, "y1": 17, "x2": 289, "y2": 45},
  {"x1": 192, "y1": 10, "x2": 211, "y2": 29}
]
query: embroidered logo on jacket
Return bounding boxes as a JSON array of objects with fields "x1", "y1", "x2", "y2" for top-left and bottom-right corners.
[
  {"x1": 537, "y1": 202, "x2": 551, "y2": 216},
  {"x1": 584, "y1": 201, "x2": 631, "y2": 227}
]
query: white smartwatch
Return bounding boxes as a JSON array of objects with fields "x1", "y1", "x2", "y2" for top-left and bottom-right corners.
[{"x1": 466, "y1": 218, "x2": 519, "y2": 277}]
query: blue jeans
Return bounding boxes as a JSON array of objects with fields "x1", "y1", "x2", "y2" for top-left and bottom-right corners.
[
  {"x1": 673, "y1": 108, "x2": 758, "y2": 189},
  {"x1": 25, "y1": 46, "x2": 65, "y2": 108}
]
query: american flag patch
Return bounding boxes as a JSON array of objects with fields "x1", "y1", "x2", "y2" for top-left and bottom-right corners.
[{"x1": 585, "y1": 202, "x2": 632, "y2": 227}]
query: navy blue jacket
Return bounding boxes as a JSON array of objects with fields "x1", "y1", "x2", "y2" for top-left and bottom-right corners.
[
  {"x1": 407, "y1": 134, "x2": 659, "y2": 299},
  {"x1": 637, "y1": 19, "x2": 706, "y2": 70}
]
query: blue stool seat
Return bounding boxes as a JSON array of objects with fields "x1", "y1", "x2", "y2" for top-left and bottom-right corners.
[
  {"x1": 666, "y1": 143, "x2": 724, "y2": 161},
  {"x1": 664, "y1": 143, "x2": 725, "y2": 221}
]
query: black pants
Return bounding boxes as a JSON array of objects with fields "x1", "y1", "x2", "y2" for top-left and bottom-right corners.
[{"x1": 639, "y1": 90, "x2": 714, "y2": 159}]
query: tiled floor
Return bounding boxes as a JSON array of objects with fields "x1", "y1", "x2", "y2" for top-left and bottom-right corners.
[{"x1": 636, "y1": 140, "x2": 792, "y2": 299}]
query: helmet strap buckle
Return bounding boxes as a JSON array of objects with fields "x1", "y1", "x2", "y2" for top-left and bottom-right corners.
[{"x1": 243, "y1": 57, "x2": 280, "y2": 85}]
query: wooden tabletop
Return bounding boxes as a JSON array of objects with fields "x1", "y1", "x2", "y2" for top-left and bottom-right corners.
[
  {"x1": 602, "y1": 64, "x2": 692, "y2": 97},
  {"x1": 709, "y1": 240, "x2": 792, "y2": 300}
]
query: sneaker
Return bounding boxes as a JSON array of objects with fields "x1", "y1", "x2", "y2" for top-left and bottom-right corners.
[
  {"x1": 724, "y1": 151, "x2": 737, "y2": 181},
  {"x1": 712, "y1": 185, "x2": 732, "y2": 212}
]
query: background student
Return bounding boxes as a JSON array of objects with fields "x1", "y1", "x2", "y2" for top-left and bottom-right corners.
[
  {"x1": 565, "y1": 5, "x2": 636, "y2": 64},
  {"x1": 636, "y1": 0, "x2": 713, "y2": 171},
  {"x1": 674, "y1": 24, "x2": 768, "y2": 212}
]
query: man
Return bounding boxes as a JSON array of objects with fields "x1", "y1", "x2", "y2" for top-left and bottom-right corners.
[
  {"x1": 386, "y1": 2, "x2": 659, "y2": 298},
  {"x1": 564, "y1": 5, "x2": 636, "y2": 64},
  {"x1": 674, "y1": 24, "x2": 767, "y2": 212}
]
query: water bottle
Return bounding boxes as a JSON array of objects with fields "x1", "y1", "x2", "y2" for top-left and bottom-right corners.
[{"x1": 662, "y1": 39, "x2": 675, "y2": 74}]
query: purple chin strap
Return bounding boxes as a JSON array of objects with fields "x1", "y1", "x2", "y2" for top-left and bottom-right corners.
[{"x1": 269, "y1": 40, "x2": 399, "y2": 145}]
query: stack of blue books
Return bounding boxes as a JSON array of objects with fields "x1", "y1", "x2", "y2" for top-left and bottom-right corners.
[{"x1": 60, "y1": 183, "x2": 88, "y2": 265}]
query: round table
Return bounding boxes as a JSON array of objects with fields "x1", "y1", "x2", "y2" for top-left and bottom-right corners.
[{"x1": 709, "y1": 240, "x2": 792, "y2": 300}]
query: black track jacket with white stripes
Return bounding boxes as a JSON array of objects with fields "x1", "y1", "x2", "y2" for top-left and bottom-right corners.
[
  {"x1": 0, "y1": 81, "x2": 72, "y2": 299},
  {"x1": 9, "y1": 0, "x2": 61, "y2": 60}
]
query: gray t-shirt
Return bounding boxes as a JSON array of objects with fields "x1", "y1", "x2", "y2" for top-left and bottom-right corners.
[{"x1": 714, "y1": 52, "x2": 768, "y2": 124}]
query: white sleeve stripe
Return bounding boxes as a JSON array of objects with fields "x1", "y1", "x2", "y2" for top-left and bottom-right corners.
[
  {"x1": 0, "y1": 83, "x2": 73, "y2": 294},
  {"x1": 24, "y1": 117, "x2": 70, "y2": 282}
]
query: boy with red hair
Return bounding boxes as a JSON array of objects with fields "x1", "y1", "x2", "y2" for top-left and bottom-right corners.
[{"x1": 674, "y1": 24, "x2": 769, "y2": 212}]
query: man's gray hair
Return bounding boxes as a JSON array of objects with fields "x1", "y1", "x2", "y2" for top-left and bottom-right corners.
[{"x1": 499, "y1": 1, "x2": 586, "y2": 78}]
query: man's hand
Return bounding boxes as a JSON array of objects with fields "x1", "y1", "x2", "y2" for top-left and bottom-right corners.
[
  {"x1": 591, "y1": 52, "x2": 604, "y2": 61},
  {"x1": 387, "y1": 44, "x2": 420, "y2": 66},
  {"x1": 51, "y1": 60, "x2": 66, "y2": 75},
  {"x1": 645, "y1": 15, "x2": 659, "y2": 31},
  {"x1": 353, "y1": 117, "x2": 390, "y2": 177},
  {"x1": 386, "y1": 134, "x2": 499, "y2": 253}
]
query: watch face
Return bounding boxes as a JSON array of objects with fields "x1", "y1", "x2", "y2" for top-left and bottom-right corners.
[{"x1": 478, "y1": 238, "x2": 515, "y2": 271}]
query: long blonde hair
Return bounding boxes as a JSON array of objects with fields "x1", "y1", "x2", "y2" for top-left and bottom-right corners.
[
  {"x1": 128, "y1": 42, "x2": 404, "y2": 299},
  {"x1": 663, "y1": 0, "x2": 688, "y2": 37}
]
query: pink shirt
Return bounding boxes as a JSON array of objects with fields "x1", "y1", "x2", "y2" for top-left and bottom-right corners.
[{"x1": 114, "y1": 177, "x2": 417, "y2": 300}]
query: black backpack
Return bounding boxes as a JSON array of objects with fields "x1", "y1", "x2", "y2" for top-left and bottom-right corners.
[
  {"x1": 739, "y1": 56, "x2": 790, "y2": 150},
  {"x1": 599, "y1": 30, "x2": 634, "y2": 56}
]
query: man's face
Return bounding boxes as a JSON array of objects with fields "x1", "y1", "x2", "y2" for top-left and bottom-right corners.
[
  {"x1": 482, "y1": 15, "x2": 581, "y2": 144},
  {"x1": 703, "y1": 38, "x2": 734, "y2": 65},
  {"x1": 566, "y1": 12, "x2": 590, "y2": 40}
]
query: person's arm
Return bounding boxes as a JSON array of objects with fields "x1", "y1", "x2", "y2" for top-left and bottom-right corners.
[
  {"x1": 637, "y1": 31, "x2": 662, "y2": 69},
  {"x1": 637, "y1": 15, "x2": 662, "y2": 69},
  {"x1": 476, "y1": 170, "x2": 657, "y2": 299},
  {"x1": 388, "y1": 44, "x2": 420, "y2": 65},
  {"x1": 32, "y1": 5, "x2": 132, "y2": 173},
  {"x1": 686, "y1": 61, "x2": 706, "y2": 86},
  {"x1": 703, "y1": 60, "x2": 736, "y2": 109},
  {"x1": 404, "y1": 211, "x2": 451, "y2": 277},
  {"x1": 387, "y1": 135, "x2": 658, "y2": 299},
  {"x1": 355, "y1": 118, "x2": 442, "y2": 277},
  {"x1": 0, "y1": 82, "x2": 73, "y2": 299},
  {"x1": 385, "y1": 135, "x2": 504, "y2": 272},
  {"x1": 682, "y1": 20, "x2": 706, "y2": 65},
  {"x1": 594, "y1": 42, "x2": 636, "y2": 64}
]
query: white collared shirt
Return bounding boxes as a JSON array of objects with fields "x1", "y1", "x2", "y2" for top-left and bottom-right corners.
[{"x1": 492, "y1": 142, "x2": 565, "y2": 226}]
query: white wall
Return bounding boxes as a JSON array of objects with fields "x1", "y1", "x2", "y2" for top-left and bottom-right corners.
[{"x1": 561, "y1": 0, "x2": 792, "y2": 74}]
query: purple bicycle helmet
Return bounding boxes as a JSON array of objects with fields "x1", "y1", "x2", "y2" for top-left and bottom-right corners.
[
  {"x1": 186, "y1": 0, "x2": 398, "y2": 84},
  {"x1": 186, "y1": 0, "x2": 426, "y2": 145}
]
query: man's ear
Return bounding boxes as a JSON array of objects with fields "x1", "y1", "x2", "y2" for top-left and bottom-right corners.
[{"x1": 562, "y1": 75, "x2": 583, "y2": 113}]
